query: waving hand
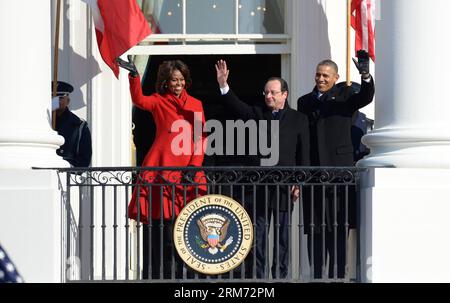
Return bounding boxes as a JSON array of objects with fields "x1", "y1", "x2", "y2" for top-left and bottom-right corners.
[{"x1": 215, "y1": 59, "x2": 229, "y2": 88}]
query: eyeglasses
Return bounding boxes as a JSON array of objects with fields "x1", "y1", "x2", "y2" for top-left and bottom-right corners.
[{"x1": 262, "y1": 90, "x2": 283, "y2": 96}]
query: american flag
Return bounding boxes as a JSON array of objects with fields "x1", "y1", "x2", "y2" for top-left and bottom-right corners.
[
  {"x1": 0, "y1": 244, "x2": 24, "y2": 283},
  {"x1": 351, "y1": 0, "x2": 376, "y2": 62}
]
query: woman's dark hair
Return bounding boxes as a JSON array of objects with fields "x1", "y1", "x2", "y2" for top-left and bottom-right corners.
[{"x1": 155, "y1": 60, "x2": 192, "y2": 94}]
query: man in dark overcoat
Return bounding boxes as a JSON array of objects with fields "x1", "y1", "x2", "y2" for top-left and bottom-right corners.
[
  {"x1": 297, "y1": 51, "x2": 375, "y2": 279},
  {"x1": 215, "y1": 60, "x2": 310, "y2": 279}
]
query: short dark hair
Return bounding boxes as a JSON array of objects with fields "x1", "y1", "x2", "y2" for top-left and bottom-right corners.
[
  {"x1": 266, "y1": 77, "x2": 289, "y2": 92},
  {"x1": 155, "y1": 60, "x2": 192, "y2": 94},
  {"x1": 317, "y1": 59, "x2": 339, "y2": 74}
]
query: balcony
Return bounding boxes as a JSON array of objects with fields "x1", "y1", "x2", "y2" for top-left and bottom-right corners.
[{"x1": 56, "y1": 166, "x2": 364, "y2": 282}]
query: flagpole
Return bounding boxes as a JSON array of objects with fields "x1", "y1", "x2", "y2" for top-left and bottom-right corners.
[
  {"x1": 52, "y1": 0, "x2": 62, "y2": 130},
  {"x1": 346, "y1": 0, "x2": 352, "y2": 86}
]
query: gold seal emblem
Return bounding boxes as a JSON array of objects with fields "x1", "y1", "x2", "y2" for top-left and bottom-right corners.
[{"x1": 173, "y1": 194, "x2": 253, "y2": 275}]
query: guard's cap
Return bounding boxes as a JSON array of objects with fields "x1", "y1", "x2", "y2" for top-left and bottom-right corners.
[{"x1": 52, "y1": 81, "x2": 74, "y2": 97}]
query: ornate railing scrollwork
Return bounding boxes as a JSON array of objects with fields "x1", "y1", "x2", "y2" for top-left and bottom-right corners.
[{"x1": 58, "y1": 166, "x2": 362, "y2": 187}]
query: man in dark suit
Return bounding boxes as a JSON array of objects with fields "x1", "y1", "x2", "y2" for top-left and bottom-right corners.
[
  {"x1": 297, "y1": 50, "x2": 375, "y2": 279},
  {"x1": 215, "y1": 60, "x2": 310, "y2": 278}
]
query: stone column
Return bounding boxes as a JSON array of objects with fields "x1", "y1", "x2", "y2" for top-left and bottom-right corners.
[
  {"x1": 358, "y1": 0, "x2": 450, "y2": 282},
  {"x1": 0, "y1": 0, "x2": 66, "y2": 169},
  {"x1": 359, "y1": 0, "x2": 450, "y2": 168},
  {"x1": 0, "y1": 0, "x2": 66, "y2": 282}
]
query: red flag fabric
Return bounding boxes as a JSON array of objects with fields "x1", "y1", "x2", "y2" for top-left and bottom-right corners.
[
  {"x1": 351, "y1": 0, "x2": 375, "y2": 62},
  {"x1": 83, "y1": 0, "x2": 151, "y2": 78}
]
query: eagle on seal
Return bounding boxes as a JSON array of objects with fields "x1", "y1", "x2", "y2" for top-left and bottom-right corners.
[{"x1": 197, "y1": 216, "x2": 230, "y2": 255}]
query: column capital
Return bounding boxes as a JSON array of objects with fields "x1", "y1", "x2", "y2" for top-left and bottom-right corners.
[
  {"x1": 0, "y1": 1, "x2": 67, "y2": 169},
  {"x1": 358, "y1": 0, "x2": 450, "y2": 168}
]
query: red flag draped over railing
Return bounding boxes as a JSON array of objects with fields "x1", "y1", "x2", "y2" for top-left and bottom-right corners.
[
  {"x1": 351, "y1": 0, "x2": 375, "y2": 62},
  {"x1": 83, "y1": 0, "x2": 152, "y2": 78}
]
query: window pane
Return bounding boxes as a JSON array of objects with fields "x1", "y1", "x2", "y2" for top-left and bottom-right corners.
[
  {"x1": 137, "y1": 0, "x2": 286, "y2": 35},
  {"x1": 139, "y1": 0, "x2": 182, "y2": 34},
  {"x1": 239, "y1": 0, "x2": 285, "y2": 34},
  {"x1": 187, "y1": 0, "x2": 234, "y2": 34}
]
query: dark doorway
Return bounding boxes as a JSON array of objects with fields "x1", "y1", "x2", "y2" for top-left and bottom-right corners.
[{"x1": 133, "y1": 54, "x2": 281, "y2": 166}]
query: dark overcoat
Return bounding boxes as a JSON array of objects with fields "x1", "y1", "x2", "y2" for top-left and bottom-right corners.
[
  {"x1": 297, "y1": 78, "x2": 375, "y2": 230},
  {"x1": 221, "y1": 89, "x2": 310, "y2": 211},
  {"x1": 297, "y1": 78, "x2": 375, "y2": 166}
]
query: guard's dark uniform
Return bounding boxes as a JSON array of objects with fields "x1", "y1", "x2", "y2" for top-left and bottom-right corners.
[
  {"x1": 55, "y1": 108, "x2": 92, "y2": 168},
  {"x1": 53, "y1": 81, "x2": 92, "y2": 168}
]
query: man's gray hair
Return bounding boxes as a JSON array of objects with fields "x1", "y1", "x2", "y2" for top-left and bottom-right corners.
[{"x1": 317, "y1": 59, "x2": 339, "y2": 74}]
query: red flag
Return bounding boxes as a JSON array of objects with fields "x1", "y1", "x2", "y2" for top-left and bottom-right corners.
[
  {"x1": 83, "y1": 0, "x2": 151, "y2": 78},
  {"x1": 351, "y1": 0, "x2": 375, "y2": 62}
]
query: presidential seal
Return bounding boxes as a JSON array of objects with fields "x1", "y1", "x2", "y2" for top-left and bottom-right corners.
[{"x1": 173, "y1": 194, "x2": 253, "y2": 275}]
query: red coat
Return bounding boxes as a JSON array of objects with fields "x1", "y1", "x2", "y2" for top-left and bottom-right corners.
[{"x1": 128, "y1": 76, "x2": 207, "y2": 223}]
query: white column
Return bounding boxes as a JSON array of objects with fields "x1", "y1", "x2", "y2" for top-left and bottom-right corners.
[
  {"x1": 0, "y1": 1, "x2": 66, "y2": 282},
  {"x1": 359, "y1": 0, "x2": 450, "y2": 168},
  {"x1": 0, "y1": 170, "x2": 63, "y2": 282},
  {"x1": 359, "y1": 168, "x2": 450, "y2": 282},
  {"x1": 0, "y1": 0, "x2": 66, "y2": 169},
  {"x1": 358, "y1": 0, "x2": 450, "y2": 282}
]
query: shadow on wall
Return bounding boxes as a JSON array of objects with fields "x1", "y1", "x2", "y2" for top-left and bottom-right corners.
[
  {"x1": 298, "y1": 0, "x2": 331, "y2": 96},
  {"x1": 56, "y1": 46, "x2": 102, "y2": 111},
  {"x1": 51, "y1": 1, "x2": 102, "y2": 112},
  {"x1": 48, "y1": 2, "x2": 101, "y2": 279}
]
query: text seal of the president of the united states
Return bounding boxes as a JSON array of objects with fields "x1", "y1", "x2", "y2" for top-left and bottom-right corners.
[{"x1": 173, "y1": 194, "x2": 253, "y2": 275}]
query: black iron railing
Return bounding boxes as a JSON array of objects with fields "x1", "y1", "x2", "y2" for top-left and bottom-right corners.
[{"x1": 53, "y1": 166, "x2": 364, "y2": 282}]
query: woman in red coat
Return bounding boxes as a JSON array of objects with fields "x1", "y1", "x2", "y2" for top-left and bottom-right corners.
[{"x1": 118, "y1": 58, "x2": 207, "y2": 278}]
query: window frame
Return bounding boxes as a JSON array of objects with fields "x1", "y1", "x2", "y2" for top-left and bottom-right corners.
[{"x1": 130, "y1": 0, "x2": 290, "y2": 55}]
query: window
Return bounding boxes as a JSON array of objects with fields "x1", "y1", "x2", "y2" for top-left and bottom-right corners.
[
  {"x1": 239, "y1": 0, "x2": 285, "y2": 34},
  {"x1": 187, "y1": 0, "x2": 234, "y2": 34},
  {"x1": 138, "y1": 0, "x2": 286, "y2": 36}
]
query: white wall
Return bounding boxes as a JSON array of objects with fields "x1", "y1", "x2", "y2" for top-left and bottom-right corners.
[
  {"x1": 54, "y1": 0, "x2": 132, "y2": 168},
  {"x1": 51, "y1": 0, "x2": 133, "y2": 280}
]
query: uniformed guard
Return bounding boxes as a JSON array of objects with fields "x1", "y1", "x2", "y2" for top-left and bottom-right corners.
[{"x1": 52, "y1": 81, "x2": 92, "y2": 167}]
